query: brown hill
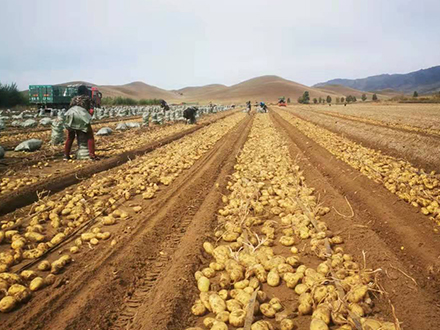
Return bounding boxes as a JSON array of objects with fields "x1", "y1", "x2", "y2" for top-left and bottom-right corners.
[
  {"x1": 176, "y1": 84, "x2": 228, "y2": 99},
  {"x1": 98, "y1": 82, "x2": 183, "y2": 102},
  {"x1": 181, "y1": 76, "x2": 340, "y2": 103}
]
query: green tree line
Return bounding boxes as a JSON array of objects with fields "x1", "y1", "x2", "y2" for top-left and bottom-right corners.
[
  {"x1": 101, "y1": 97, "x2": 163, "y2": 106},
  {"x1": 0, "y1": 82, "x2": 28, "y2": 108}
]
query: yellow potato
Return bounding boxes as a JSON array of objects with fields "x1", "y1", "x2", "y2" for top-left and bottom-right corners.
[
  {"x1": 8, "y1": 284, "x2": 31, "y2": 302},
  {"x1": 0, "y1": 296, "x2": 17, "y2": 313},
  {"x1": 229, "y1": 309, "x2": 246, "y2": 327},
  {"x1": 29, "y1": 277, "x2": 45, "y2": 291},
  {"x1": 191, "y1": 299, "x2": 207, "y2": 316},
  {"x1": 197, "y1": 276, "x2": 210, "y2": 292}
]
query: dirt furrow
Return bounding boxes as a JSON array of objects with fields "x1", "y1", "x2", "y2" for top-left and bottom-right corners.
[{"x1": 271, "y1": 110, "x2": 440, "y2": 330}]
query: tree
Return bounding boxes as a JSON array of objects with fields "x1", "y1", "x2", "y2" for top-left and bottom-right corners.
[
  {"x1": 297, "y1": 96, "x2": 303, "y2": 104},
  {"x1": 302, "y1": 91, "x2": 310, "y2": 104},
  {"x1": 361, "y1": 94, "x2": 367, "y2": 102},
  {"x1": 326, "y1": 95, "x2": 332, "y2": 104},
  {"x1": 372, "y1": 94, "x2": 378, "y2": 101},
  {"x1": 346, "y1": 95, "x2": 353, "y2": 103},
  {"x1": 413, "y1": 91, "x2": 418, "y2": 98},
  {"x1": 287, "y1": 97, "x2": 291, "y2": 103},
  {"x1": 318, "y1": 97, "x2": 322, "y2": 103},
  {"x1": 341, "y1": 97, "x2": 345, "y2": 103},
  {"x1": 313, "y1": 98, "x2": 318, "y2": 104},
  {"x1": 0, "y1": 82, "x2": 27, "y2": 108}
]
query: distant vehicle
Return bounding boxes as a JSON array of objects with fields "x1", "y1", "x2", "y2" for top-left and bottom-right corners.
[
  {"x1": 29, "y1": 84, "x2": 102, "y2": 110},
  {"x1": 278, "y1": 96, "x2": 287, "y2": 107}
]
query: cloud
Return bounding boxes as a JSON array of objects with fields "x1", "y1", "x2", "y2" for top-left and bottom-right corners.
[{"x1": 1, "y1": 0, "x2": 439, "y2": 90}]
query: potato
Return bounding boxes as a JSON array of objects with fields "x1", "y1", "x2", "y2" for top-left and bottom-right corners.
[
  {"x1": 257, "y1": 290, "x2": 267, "y2": 303},
  {"x1": 102, "y1": 216, "x2": 116, "y2": 225},
  {"x1": 211, "y1": 321, "x2": 228, "y2": 330},
  {"x1": 51, "y1": 233, "x2": 66, "y2": 245},
  {"x1": 234, "y1": 279, "x2": 249, "y2": 290},
  {"x1": 295, "y1": 283, "x2": 309, "y2": 295},
  {"x1": 81, "y1": 232, "x2": 96, "y2": 241},
  {"x1": 0, "y1": 273, "x2": 21, "y2": 284},
  {"x1": 313, "y1": 286, "x2": 328, "y2": 303},
  {"x1": 298, "y1": 303, "x2": 312, "y2": 315},
  {"x1": 0, "y1": 296, "x2": 17, "y2": 313},
  {"x1": 20, "y1": 270, "x2": 37, "y2": 281},
  {"x1": 310, "y1": 318, "x2": 329, "y2": 330},
  {"x1": 279, "y1": 236, "x2": 295, "y2": 246},
  {"x1": 269, "y1": 297, "x2": 283, "y2": 312},
  {"x1": 218, "y1": 289, "x2": 228, "y2": 300},
  {"x1": 260, "y1": 303, "x2": 276, "y2": 317},
  {"x1": 191, "y1": 299, "x2": 207, "y2": 316},
  {"x1": 347, "y1": 285, "x2": 368, "y2": 303},
  {"x1": 361, "y1": 319, "x2": 382, "y2": 330},
  {"x1": 8, "y1": 284, "x2": 31, "y2": 302},
  {"x1": 200, "y1": 292, "x2": 212, "y2": 311},
  {"x1": 235, "y1": 291, "x2": 251, "y2": 306},
  {"x1": 203, "y1": 242, "x2": 214, "y2": 254},
  {"x1": 203, "y1": 317, "x2": 216, "y2": 328},
  {"x1": 312, "y1": 304, "x2": 331, "y2": 324},
  {"x1": 90, "y1": 238, "x2": 99, "y2": 245},
  {"x1": 251, "y1": 320, "x2": 274, "y2": 330},
  {"x1": 280, "y1": 319, "x2": 295, "y2": 330},
  {"x1": 209, "y1": 293, "x2": 226, "y2": 314},
  {"x1": 38, "y1": 260, "x2": 51, "y2": 271},
  {"x1": 70, "y1": 246, "x2": 80, "y2": 254},
  {"x1": 215, "y1": 310, "x2": 230, "y2": 322},
  {"x1": 29, "y1": 277, "x2": 45, "y2": 291},
  {"x1": 267, "y1": 269, "x2": 280, "y2": 287},
  {"x1": 226, "y1": 299, "x2": 242, "y2": 312},
  {"x1": 197, "y1": 276, "x2": 210, "y2": 292},
  {"x1": 210, "y1": 262, "x2": 225, "y2": 271},
  {"x1": 202, "y1": 267, "x2": 216, "y2": 279},
  {"x1": 25, "y1": 232, "x2": 45, "y2": 242},
  {"x1": 229, "y1": 309, "x2": 246, "y2": 327}
]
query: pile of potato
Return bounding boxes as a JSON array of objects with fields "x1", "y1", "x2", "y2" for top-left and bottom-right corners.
[
  {"x1": 0, "y1": 113, "x2": 245, "y2": 312},
  {"x1": 277, "y1": 111, "x2": 440, "y2": 227},
  {"x1": 187, "y1": 115, "x2": 396, "y2": 330}
]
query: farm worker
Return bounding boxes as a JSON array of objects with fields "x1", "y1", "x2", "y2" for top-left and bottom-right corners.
[
  {"x1": 160, "y1": 99, "x2": 170, "y2": 111},
  {"x1": 260, "y1": 101, "x2": 267, "y2": 113},
  {"x1": 183, "y1": 106, "x2": 198, "y2": 124},
  {"x1": 63, "y1": 89, "x2": 97, "y2": 160},
  {"x1": 246, "y1": 101, "x2": 252, "y2": 114}
]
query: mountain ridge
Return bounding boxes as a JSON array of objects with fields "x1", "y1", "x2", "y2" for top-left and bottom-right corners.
[{"x1": 314, "y1": 65, "x2": 440, "y2": 94}]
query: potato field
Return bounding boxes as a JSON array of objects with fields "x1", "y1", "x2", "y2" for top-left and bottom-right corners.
[{"x1": 0, "y1": 104, "x2": 439, "y2": 330}]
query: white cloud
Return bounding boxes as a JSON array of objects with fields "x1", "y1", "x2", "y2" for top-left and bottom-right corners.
[{"x1": 0, "y1": 0, "x2": 439, "y2": 90}]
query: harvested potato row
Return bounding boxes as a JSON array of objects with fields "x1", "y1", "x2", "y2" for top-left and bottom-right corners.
[
  {"x1": 187, "y1": 114, "x2": 397, "y2": 330},
  {"x1": 0, "y1": 113, "x2": 245, "y2": 313},
  {"x1": 277, "y1": 110, "x2": 440, "y2": 227}
]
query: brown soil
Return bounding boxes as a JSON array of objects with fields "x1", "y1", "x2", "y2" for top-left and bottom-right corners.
[
  {"x1": 283, "y1": 106, "x2": 440, "y2": 172},
  {"x1": 270, "y1": 109, "x2": 440, "y2": 330},
  {"x1": 0, "y1": 114, "x2": 252, "y2": 330}
]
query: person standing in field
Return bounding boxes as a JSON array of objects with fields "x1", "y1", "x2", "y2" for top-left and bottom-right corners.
[
  {"x1": 246, "y1": 101, "x2": 252, "y2": 114},
  {"x1": 64, "y1": 86, "x2": 97, "y2": 160}
]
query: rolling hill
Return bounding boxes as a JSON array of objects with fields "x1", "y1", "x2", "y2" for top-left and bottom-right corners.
[
  {"x1": 314, "y1": 65, "x2": 440, "y2": 94},
  {"x1": 49, "y1": 76, "x2": 341, "y2": 104},
  {"x1": 177, "y1": 76, "x2": 340, "y2": 103}
]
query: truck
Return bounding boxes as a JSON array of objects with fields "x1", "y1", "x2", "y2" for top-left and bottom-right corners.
[{"x1": 29, "y1": 84, "x2": 102, "y2": 109}]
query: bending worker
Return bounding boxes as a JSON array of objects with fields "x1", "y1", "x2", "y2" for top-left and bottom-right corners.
[{"x1": 64, "y1": 86, "x2": 97, "y2": 160}]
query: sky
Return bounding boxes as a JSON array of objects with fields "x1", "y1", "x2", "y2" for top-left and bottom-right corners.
[{"x1": 1, "y1": 0, "x2": 440, "y2": 91}]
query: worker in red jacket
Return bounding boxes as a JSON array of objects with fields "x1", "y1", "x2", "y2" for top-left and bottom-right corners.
[{"x1": 64, "y1": 86, "x2": 97, "y2": 160}]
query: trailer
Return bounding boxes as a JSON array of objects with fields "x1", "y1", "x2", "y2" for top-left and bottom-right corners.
[{"x1": 29, "y1": 84, "x2": 102, "y2": 109}]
